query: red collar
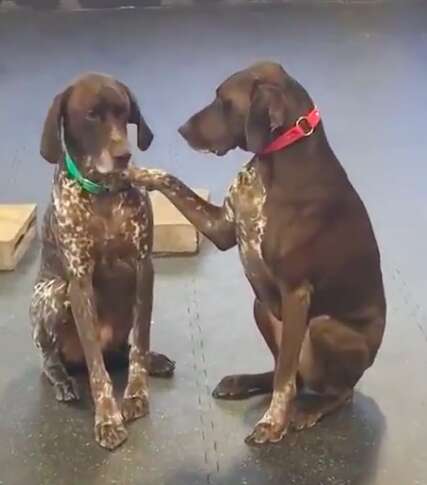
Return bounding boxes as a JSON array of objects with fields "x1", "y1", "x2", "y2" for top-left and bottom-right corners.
[{"x1": 261, "y1": 106, "x2": 321, "y2": 155}]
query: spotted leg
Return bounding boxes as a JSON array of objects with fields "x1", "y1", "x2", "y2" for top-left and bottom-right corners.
[
  {"x1": 122, "y1": 256, "x2": 153, "y2": 423},
  {"x1": 127, "y1": 167, "x2": 237, "y2": 251},
  {"x1": 69, "y1": 273, "x2": 127, "y2": 451},
  {"x1": 30, "y1": 278, "x2": 79, "y2": 402}
]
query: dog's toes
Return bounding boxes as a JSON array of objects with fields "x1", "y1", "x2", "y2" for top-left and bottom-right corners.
[
  {"x1": 290, "y1": 409, "x2": 321, "y2": 431},
  {"x1": 122, "y1": 395, "x2": 149, "y2": 423},
  {"x1": 212, "y1": 373, "x2": 273, "y2": 400},
  {"x1": 213, "y1": 375, "x2": 250, "y2": 400},
  {"x1": 95, "y1": 419, "x2": 128, "y2": 451},
  {"x1": 54, "y1": 378, "x2": 80, "y2": 402},
  {"x1": 245, "y1": 422, "x2": 287, "y2": 446},
  {"x1": 147, "y1": 352, "x2": 175, "y2": 378}
]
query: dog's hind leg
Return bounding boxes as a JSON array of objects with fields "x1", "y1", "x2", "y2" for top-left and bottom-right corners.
[
  {"x1": 30, "y1": 278, "x2": 79, "y2": 402},
  {"x1": 212, "y1": 299, "x2": 280, "y2": 400},
  {"x1": 291, "y1": 315, "x2": 379, "y2": 430}
]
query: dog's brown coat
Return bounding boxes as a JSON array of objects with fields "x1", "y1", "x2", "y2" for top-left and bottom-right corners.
[
  {"x1": 129, "y1": 62, "x2": 386, "y2": 445},
  {"x1": 30, "y1": 73, "x2": 174, "y2": 450}
]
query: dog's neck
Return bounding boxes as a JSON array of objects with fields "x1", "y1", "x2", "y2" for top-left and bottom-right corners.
[{"x1": 254, "y1": 124, "x2": 348, "y2": 199}]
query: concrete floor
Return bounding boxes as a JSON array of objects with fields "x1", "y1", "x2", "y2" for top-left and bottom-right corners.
[{"x1": 1, "y1": 3, "x2": 427, "y2": 485}]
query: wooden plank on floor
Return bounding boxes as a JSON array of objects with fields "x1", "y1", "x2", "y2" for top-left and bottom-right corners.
[{"x1": 0, "y1": 204, "x2": 37, "y2": 271}]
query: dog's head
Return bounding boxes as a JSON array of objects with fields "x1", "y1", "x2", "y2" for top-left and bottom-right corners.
[
  {"x1": 178, "y1": 62, "x2": 312, "y2": 156},
  {"x1": 40, "y1": 73, "x2": 153, "y2": 181}
]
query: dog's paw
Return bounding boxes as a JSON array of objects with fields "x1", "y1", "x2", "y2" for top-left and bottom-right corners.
[
  {"x1": 290, "y1": 408, "x2": 321, "y2": 431},
  {"x1": 212, "y1": 373, "x2": 273, "y2": 400},
  {"x1": 147, "y1": 351, "x2": 175, "y2": 378},
  {"x1": 245, "y1": 421, "x2": 288, "y2": 446},
  {"x1": 122, "y1": 395, "x2": 149, "y2": 423},
  {"x1": 54, "y1": 378, "x2": 80, "y2": 402},
  {"x1": 95, "y1": 418, "x2": 128, "y2": 451},
  {"x1": 213, "y1": 375, "x2": 248, "y2": 400}
]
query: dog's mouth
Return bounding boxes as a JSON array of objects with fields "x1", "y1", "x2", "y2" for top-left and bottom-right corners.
[
  {"x1": 178, "y1": 125, "x2": 233, "y2": 157},
  {"x1": 194, "y1": 146, "x2": 230, "y2": 157}
]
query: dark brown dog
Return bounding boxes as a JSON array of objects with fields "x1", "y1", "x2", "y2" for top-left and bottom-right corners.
[
  {"x1": 128, "y1": 62, "x2": 386, "y2": 445},
  {"x1": 30, "y1": 73, "x2": 175, "y2": 450}
]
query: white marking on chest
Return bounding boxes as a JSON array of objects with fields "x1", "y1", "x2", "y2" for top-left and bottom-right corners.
[{"x1": 53, "y1": 174, "x2": 93, "y2": 278}]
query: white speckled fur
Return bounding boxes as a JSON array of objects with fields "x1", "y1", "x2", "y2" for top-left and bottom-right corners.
[{"x1": 224, "y1": 161, "x2": 267, "y2": 266}]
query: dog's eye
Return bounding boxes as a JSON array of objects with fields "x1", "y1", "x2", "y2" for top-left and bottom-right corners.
[{"x1": 86, "y1": 110, "x2": 99, "y2": 122}]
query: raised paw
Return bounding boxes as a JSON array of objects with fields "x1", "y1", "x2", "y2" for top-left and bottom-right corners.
[
  {"x1": 53, "y1": 378, "x2": 80, "y2": 402},
  {"x1": 95, "y1": 418, "x2": 128, "y2": 450},
  {"x1": 122, "y1": 395, "x2": 149, "y2": 423},
  {"x1": 147, "y1": 351, "x2": 175, "y2": 378},
  {"x1": 245, "y1": 421, "x2": 288, "y2": 446}
]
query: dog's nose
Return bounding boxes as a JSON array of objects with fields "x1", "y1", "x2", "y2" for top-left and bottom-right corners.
[
  {"x1": 114, "y1": 151, "x2": 131, "y2": 169},
  {"x1": 178, "y1": 121, "x2": 191, "y2": 140}
]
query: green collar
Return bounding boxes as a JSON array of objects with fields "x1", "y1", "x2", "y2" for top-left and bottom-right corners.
[{"x1": 64, "y1": 152, "x2": 107, "y2": 194}]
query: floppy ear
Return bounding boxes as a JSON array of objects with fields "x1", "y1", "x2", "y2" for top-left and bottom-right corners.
[
  {"x1": 120, "y1": 83, "x2": 154, "y2": 151},
  {"x1": 40, "y1": 90, "x2": 69, "y2": 164},
  {"x1": 245, "y1": 82, "x2": 287, "y2": 154}
]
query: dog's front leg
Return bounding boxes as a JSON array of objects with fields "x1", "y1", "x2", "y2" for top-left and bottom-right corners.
[
  {"x1": 69, "y1": 274, "x2": 127, "y2": 450},
  {"x1": 122, "y1": 256, "x2": 152, "y2": 423},
  {"x1": 128, "y1": 167, "x2": 236, "y2": 251},
  {"x1": 246, "y1": 283, "x2": 312, "y2": 445}
]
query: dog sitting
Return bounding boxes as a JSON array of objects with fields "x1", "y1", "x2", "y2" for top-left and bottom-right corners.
[
  {"x1": 127, "y1": 62, "x2": 386, "y2": 445},
  {"x1": 30, "y1": 73, "x2": 175, "y2": 450}
]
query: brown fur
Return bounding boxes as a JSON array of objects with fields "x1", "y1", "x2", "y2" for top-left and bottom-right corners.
[
  {"x1": 30, "y1": 73, "x2": 174, "y2": 451},
  {"x1": 128, "y1": 62, "x2": 386, "y2": 445}
]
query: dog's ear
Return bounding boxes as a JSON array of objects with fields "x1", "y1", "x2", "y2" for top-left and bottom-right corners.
[
  {"x1": 40, "y1": 89, "x2": 70, "y2": 164},
  {"x1": 120, "y1": 83, "x2": 154, "y2": 151},
  {"x1": 245, "y1": 82, "x2": 287, "y2": 154}
]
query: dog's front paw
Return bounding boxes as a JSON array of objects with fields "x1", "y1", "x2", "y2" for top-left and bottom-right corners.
[
  {"x1": 122, "y1": 394, "x2": 149, "y2": 423},
  {"x1": 147, "y1": 351, "x2": 175, "y2": 378},
  {"x1": 245, "y1": 420, "x2": 288, "y2": 446},
  {"x1": 126, "y1": 167, "x2": 167, "y2": 191},
  {"x1": 95, "y1": 416, "x2": 128, "y2": 451},
  {"x1": 54, "y1": 377, "x2": 80, "y2": 402}
]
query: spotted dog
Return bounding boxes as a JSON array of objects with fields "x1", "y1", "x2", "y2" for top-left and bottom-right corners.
[
  {"x1": 128, "y1": 62, "x2": 386, "y2": 445},
  {"x1": 30, "y1": 73, "x2": 175, "y2": 450}
]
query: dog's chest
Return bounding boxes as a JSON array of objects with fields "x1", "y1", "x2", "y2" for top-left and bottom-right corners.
[
  {"x1": 90, "y1": 193, "x2": 150, "y2": 258},
  {"x1": 53, "y1": 173, "x2": 150, "y2": 276},
  {"x1": 227, "y1": 163, "x2": 267, "y2": 268}
]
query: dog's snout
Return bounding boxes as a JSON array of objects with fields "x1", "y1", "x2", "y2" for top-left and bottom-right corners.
[{"x1": 178, "y1": 121, "x2": 191, "y2": 140}]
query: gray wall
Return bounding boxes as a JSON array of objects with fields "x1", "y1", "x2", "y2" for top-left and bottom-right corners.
[{"x1": 0, "y1": 0, "x2": 421, "y2": 11}]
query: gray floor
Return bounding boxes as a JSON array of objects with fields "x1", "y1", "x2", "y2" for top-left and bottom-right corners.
[{"x1": 1, "y1": 3, "x2": 427, "y2": 485}]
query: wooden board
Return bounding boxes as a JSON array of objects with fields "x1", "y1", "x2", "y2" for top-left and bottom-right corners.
[
  {"x1": 0, "y1": 204, "x2": 37, "y2": 271},
  {"x1": 150, "y1": 189, "x2": 209, "y2": 256}
]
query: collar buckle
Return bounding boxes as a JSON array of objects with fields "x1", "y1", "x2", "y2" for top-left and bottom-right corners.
[{"x1": 296, "y1": 115, "x2": 315, "y2": 137}]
